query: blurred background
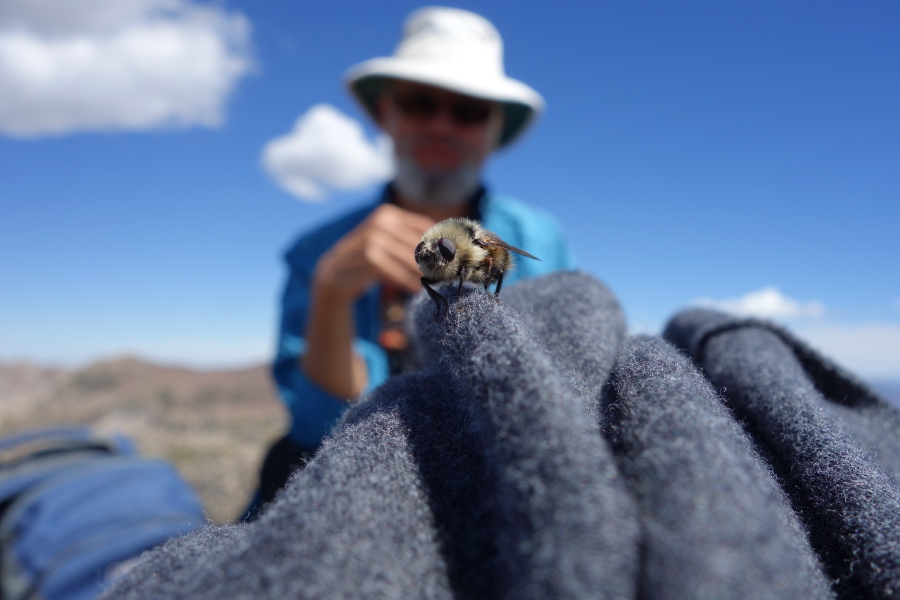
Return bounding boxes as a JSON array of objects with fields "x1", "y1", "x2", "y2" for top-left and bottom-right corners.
[{"x1": 1, "y1": 1, "x2": 898, "y2": 518}]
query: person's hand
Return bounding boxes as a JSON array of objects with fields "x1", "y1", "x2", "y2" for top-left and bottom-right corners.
[
  {"x1": 303, "y1": 205, "x2": 432, "y2": 398},
  {"x1": 313, "y1": 204, "x2": 434, "y2": 302}
]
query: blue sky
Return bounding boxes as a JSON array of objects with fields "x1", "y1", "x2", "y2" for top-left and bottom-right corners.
[{"x1": 1, "y1": 1, "x2": 898, "y2": 380}]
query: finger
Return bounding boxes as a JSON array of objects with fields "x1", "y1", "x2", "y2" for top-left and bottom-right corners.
[
  {"x1": 326, "y1": 206, "x2": 435, "y2": 296},
  {"x1": 356, "y1": 219, "x2": 427, "y2": 279},
  {"x1": 366, "y1": 231, "x2": 425, "y2": 292},
  {"x1": 370, "y1": 204, "x2": 434, "y2": 239},
  {"x1": 383, "y1": 258, "x2": 424, "y2": 293}
]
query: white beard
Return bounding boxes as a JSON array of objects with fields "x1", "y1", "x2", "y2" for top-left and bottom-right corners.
[{"x1": 392, "y1": 154, "x2": 481, "y2": 207}]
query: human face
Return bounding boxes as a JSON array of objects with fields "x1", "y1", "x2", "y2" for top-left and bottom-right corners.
[{"x1": 378, "y1": 81, "x2": 502, "y2": 204}]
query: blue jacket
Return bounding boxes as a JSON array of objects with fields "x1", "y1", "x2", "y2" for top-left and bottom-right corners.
[{"x1": 274, "y1": 187, "x2": 576, "y2": 448}]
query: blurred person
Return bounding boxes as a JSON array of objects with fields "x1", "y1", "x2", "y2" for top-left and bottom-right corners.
[{"x1": 252, "y1": 7, "x2": 576, "y2": 510}]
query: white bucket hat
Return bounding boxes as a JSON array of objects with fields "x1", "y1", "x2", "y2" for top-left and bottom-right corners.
[{"x1": 345, "y1": 7, "x2": 545, "y2": 148}]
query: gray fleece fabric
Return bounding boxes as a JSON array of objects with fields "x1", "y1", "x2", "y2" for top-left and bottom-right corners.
[
  {"x1": 102, "y1": 272, "x2": 900, "y2": 599},
  {"x1": 665, "y1": 309, "x2": 900, "y2": 599}
]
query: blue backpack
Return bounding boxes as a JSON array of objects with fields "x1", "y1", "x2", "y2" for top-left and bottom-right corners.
[{"x1": 0, "y1": 427, "x2": 206, "y2": 600}]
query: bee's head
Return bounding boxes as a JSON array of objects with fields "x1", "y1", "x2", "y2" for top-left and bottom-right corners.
[{"x1": 415, "y1": 237, "x2": 456, "y2": 269}]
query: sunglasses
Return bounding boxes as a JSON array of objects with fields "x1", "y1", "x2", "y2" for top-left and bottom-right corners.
[{"x1": 393, "y1": 92, "x2": 493, "y2": 127}]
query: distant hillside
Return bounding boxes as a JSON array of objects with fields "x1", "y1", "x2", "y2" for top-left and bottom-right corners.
[
  {"x1": 2, "y1": 357, "x2": 898, "y2": 522},
  {"x1": 0, "y1": 357, "x2": 285, "y2": 523}
]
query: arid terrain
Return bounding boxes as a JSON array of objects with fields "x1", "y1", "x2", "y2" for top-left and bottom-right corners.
[
  {"x1": 3, "y1": 356, "x2": 898, "y2": 524},
  {"x1": 0, "y1": 357, "x2": 286, "y2": 523}
]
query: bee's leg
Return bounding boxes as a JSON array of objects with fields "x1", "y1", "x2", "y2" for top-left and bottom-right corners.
[
  {"x1": 422, "y1": 277, "x2": 448, "y2": 320},
  {"x1": 481, "y1": 257, "x2": 494, "y2": 292},
  {"x1": 456, "y1": 270, "x2": 467, "y2": 299},
  {"x1": 493, "y1": 271, "x2": 505, "y2": 301}
]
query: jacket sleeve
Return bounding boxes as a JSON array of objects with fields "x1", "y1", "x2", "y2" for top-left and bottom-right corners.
[{"x1": 272, "y1": 245, "x2": 389, "y2": 450}]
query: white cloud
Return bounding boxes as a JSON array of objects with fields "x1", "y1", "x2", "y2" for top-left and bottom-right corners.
[
  {"x1": 0, "y1": 0, "x2": 253, "y2": 138},
  {"x1": 693, "y1": 286, "x2": 825, "y2": 320},
  {"x1": 793, "y1": 323, "x2": 900, "y2": 380},
  {"x1": 690, "y1": 287, "x2": 900, "y2": 378},
  {"x1": 261, "y1": 104, "x2": 394, "y2": 201}
]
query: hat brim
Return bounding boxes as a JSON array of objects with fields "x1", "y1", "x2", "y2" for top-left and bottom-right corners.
[{"x1": 346, "y1": 57, "x2": 545, "y2": 148}]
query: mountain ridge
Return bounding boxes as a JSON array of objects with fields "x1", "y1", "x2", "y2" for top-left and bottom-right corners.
[
  {"x1": 0, "y1": 356, "x2": 285, "y2": 522},
  {"x1": 2, "y1": 356, "x2": 898, "y2": 522}
]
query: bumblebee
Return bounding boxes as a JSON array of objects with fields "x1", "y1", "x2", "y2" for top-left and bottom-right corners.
[{"x1": 414, "y1": 217, "x2": 540, "y2": 317}]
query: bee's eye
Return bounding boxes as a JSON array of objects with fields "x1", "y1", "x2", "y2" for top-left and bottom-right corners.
[
  {"x1": 415, "y1": 241, "x2": 425, "y2": 256},
  {"x1": 436, "y1": 237, "x2": 456, "y2": 262}
]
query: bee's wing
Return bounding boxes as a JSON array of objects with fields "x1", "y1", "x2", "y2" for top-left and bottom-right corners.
[{"x1": 475, "y1": 235, "x2": 542, "y2": 261}]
